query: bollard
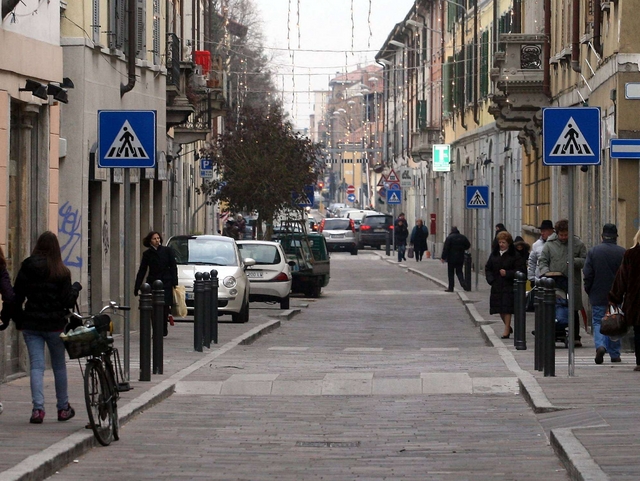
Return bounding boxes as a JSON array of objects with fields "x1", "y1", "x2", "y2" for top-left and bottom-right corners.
[
  {"x1": 202, "y1": 271, "x2": 212, "y2": 349},
  {"x1": 385, "y1": 231, "x2": 391, "y2": 256},
  {"x1": 543, "y1": 278, "x2": 556, "y2": 377},
  {"x1": 514, "y1": 271, "x2": 527, "y2": 350},
  {"x1": 463, "y1": 252, "x2": 472, "y2": 291},
  {"x1": 138, "y1": 283, "x2": 152, "y2": 382},
  {"x1": 193, "y1": 272, "x2": 204, "y2": 352},
  {"x1": 210, "y1": 269, "x2": 219, "y2": 344},
  {"x1": 534, "y1": 279, "x2": 544, "y2": 371},
  {"x1": 151, "y1": 280, "x2": 164, "y2": 375}
]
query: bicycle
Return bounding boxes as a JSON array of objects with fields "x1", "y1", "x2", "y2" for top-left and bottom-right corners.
[{"x1": 62, "y1": 301, "x2": 131, "y2": 446}]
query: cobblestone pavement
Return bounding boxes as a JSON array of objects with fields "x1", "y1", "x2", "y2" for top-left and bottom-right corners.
[{"x1": 46, "y1": 252, "x2": 569, "y2": 481}]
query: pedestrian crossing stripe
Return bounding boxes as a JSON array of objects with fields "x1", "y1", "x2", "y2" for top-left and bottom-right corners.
[
  {"x1": 388, "y1": 192, "x2": 400, "y2": 203},
  {"x1": 468, "y1": 190, "x2": 487, "y2": 206},
  {"x1": 549, "y1": 117, "x2": 594, "y2": 157},
  {"x1": 104, "y1": 120, "x2": 150, "y2": 159}
]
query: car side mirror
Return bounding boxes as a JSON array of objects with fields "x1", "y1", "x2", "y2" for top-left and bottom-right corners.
[
  {"x1": 243, "y1": 258, "x2": 256, "y2": 268},
  {"x1": 288, "y1": 261, "x2": 297, "y2": 267}
]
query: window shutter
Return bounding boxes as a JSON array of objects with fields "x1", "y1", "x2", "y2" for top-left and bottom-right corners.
[
  {"x1": 480, "y1": 30, "x2": 489, "y2": 98},
  {"x1": 466, "y1": 44, "x2": 473, "y2": 104},
  {"x1": 92, "y1": 0, "x2": 100, "y2": 44},
  {"x1": 152, "y1": 0, "x2": 160, "y2": 64},
  {"x1": 136, "y1": 0, "x2": 146, "y2": 60},
  {"x1": 417, "y1": 100, "x2": 427, "y2": 130},
  {"x1": 110, "y1": 0, "x2": 125, "y2": 51},
  {"x1": 443, "y1": 56, "x2": 453, "y2": 115}
]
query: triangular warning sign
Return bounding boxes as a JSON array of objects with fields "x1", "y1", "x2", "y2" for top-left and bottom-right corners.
[
  {"x1": 104, "y1": 120, "x2": 150, "y2": 159},
  {"x1": 294, "y1": 194, "x2": 311, "y2": 205},
  {"x1": 549, "y1": 117, "x2": 594, "y2": 157},
  {"x1": 469, "y1": 190, "x2": 487, "y2": 206},
  {"x1": 388, "y1": 192, "x2": 400, "y2": 203},
  {"x1": 387, "y1": 169, "x2": 399, "y2": 182},
  {"x1": 377, "y1": 174, "x2": 387, "y2": 187}
]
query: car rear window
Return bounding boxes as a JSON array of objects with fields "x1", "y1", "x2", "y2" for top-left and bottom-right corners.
[
  {"x1": 363, "y1": 216, "x2": 390, "y2": 228},
  {"x1": 323, "y1": 219, "x2": 351, "y2": 230},
  {"x1": 167, "y1": 238, "x2": 238, "y2": 266},
  {"x1": 237, "y1": 244, "x2": 281, "y2": 265}
]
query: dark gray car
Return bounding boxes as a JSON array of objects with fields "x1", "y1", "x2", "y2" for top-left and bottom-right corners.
[{"x1": 357, "y1": 213, "x2": 393, "y2": 249}]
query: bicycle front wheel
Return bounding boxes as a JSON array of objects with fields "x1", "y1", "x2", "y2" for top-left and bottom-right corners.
[{"x1": 84, "y1": 361, "x2": 114, "y2": 446}]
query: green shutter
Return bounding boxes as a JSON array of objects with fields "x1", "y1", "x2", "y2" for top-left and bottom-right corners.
[
  {"x1": 455, "y1": 51, "x2": 464, "y2": 110},
  {"x1": 480, "y1": 30, "x2": 489, "y2": 98},
  {"x1": 466, "y1": 44, "x2": 473, "y2": 104},
  {"x1": 443, "y1": 57, "x2": 453, "y2": 115},
  {"x1": 417, "y1": 100, "x2": 427, "y2": 130}
]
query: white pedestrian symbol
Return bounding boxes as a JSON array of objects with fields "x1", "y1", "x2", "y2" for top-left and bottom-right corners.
[
  {"x1": 550, "y1": 117, "x2": 594, "y2": 156},
  {"x1": 105, "y1": 120, "x2": 149, "y2": 159},
  {"x1": 388, "y1": 192, "x2": 400, "y2": 203},
  {"x1": 469, "y1": 190, "x2": 487, "y2": 206},
  {"x1": 294, "y1": 193, "x2": 311, "y2": 205}
]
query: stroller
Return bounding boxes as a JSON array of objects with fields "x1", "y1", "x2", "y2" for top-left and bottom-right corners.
[{"x1": 546, "y1": 273, "x2": 570, "y2": 348}]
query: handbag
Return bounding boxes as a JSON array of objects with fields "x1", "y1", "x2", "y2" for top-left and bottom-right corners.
[
  {"x1": 600, "y1": 304, "x2": 627, "y2": 339},
  {"x1": 172, "y1": 286, "x2": 188, "y2": 318},
  {"x1": 407, "y1": 246, "x2": 414, "y2": 258}
]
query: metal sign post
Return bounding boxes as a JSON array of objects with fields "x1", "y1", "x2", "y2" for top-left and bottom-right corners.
[
  {"x1": 98, "y1": 110, "x2": 157, "y2": 381},
  {"x1": 568, "y1": 167, "x2": 575, "y2": 376},
  {"x1": 465, "y1": 185, "x2": 489, "y2": 291}
]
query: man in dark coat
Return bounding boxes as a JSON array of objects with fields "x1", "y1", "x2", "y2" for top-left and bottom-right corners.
[
  {"x1": 394, "y1": 217, "x2": 409, "y2": 262},
  {"x1": 410, "y1": 219, "x2": 429, "y2": 262},
  {"x1": 584, "y1": 224, "x2": 626, "y2": 364},
  {"x1": 441, "y1": 226, "x2": 471, "y2": 292}
]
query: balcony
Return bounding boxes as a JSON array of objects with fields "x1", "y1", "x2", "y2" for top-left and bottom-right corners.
[
  {"x1": 166, "y1": 33, "x2": 195, "y2": 130},
  {"x1": 173, "y1": 77, "x2": 226, "y2": 145},
  {"x1": 410, "y1": 127, "x2": 441, "y2": 161},
  {"x1": 488, "y1": 34, "x2": 550, "y2": 132}
]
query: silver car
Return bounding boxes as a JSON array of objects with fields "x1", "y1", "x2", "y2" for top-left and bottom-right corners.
[{"x1": 319, "y1": 218, "x2": 358, "y2": 255}]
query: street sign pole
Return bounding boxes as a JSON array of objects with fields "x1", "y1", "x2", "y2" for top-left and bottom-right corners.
[
  {"x1": 568, "y1": 167, "x2": 575, "y2": 377},
  {"x1": 123, "y1": 168, "x2": 131, "y2": 381},
  {"x1": 475, "y1": 209, "x2": 479, "y2": 291}
]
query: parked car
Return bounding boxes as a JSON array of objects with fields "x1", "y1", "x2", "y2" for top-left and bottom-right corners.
[
  {"x1": 237, "y1": 240, "x2": 293, "y2": 309},
  {"x1": 166, "y1": 235, "x2": 255, "y2": 323},
  {"x1": 318, "y1": 217, "x2": 358, "y2": 255},
  {"x1": 357, "y1": 213, "x2": 393, "y2": 249},
  {"x1": 345, "y1": 209, "x2": 369, "y2": 231}
]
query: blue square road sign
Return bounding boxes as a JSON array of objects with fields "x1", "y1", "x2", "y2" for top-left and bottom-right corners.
[
  {"x1": 465, "y1": 185, "x2": 489, "y2": 209},
  {"x1": 98, "y1": 110, "x2": 157, "y2": 168},
  {"x1": 543, "y1": 107, "x2": 600, "y2": 166}
]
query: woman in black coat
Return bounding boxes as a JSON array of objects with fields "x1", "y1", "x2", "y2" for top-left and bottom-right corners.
[
  {"x1": 134, "y1": 231, "x2": 178, "y2": 336},
  {"x1": 485, "y1": 231, "x2": 526, "y2": 339},
  {"x1": 410, "y1": 219, "x2": 429, "y2": 262}
]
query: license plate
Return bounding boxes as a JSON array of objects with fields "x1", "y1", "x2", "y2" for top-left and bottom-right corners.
[
  {"x1": 374, "y1": 228, "x2": 385, "y2": 232},
  {"x1": 185, "y1": 291, "x2": 194, "y2": 300},
  {"x1": 331, "y1": 234, "x2": 345, "y2": 239},
  {"x1": 246, "y1": 271, "x2": 263, "y2": 278}
]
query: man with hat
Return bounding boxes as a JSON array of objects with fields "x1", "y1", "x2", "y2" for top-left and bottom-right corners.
[
  {"x1": 527, "y1": 219, "x2": 554, "y2": 284},
  {"x1": 583, "y1": 223, "x2": 626, "y2": 364}
]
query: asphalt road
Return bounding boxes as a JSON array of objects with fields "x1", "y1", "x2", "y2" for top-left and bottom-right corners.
[{"x1": 48, "y1": 251, "x2": 569, "y2": 480}]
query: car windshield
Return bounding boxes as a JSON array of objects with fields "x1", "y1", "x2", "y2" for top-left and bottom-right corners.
[
  {"x1": 237, "y1": 244, "x2": 281, "y2": 265},
  {"x1": 167, "y1": 237, "x2": 238, "y2": 266},
  {"x1": 323, "y1": 219, "x2": 351, "y2": 230},
  {"x1": 364, "y1": 216, "x2": 390, "y2": 228}
]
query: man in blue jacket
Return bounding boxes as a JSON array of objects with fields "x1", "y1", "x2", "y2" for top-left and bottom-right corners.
[{"x1": 583, "y1": 223, "x2": 626, "y2": 364}]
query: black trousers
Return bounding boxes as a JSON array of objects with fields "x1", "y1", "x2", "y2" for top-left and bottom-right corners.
[{"x1": 447, "y1": 262, "x2": 465, "y2": 290}]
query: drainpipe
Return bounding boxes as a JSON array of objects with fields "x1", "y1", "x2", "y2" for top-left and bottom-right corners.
[
  {"x1": 571, "y1": 0, "x2": 581, "y2": 73},
  {"x1": 473, "y1": 0, "x2": 479, "y2": 125},
  {"x1": 460, "y1": 11, "x2": 467, "y2": 130},
  {"x1": 593, "y1": 0, "x2": 602, "y2": 56},
  {"x1": 120, "y1": 0, "x2": 137, "y2": 97},
  {"x1": 543, "y1": 0, "x2": 551, "y2": 98}
]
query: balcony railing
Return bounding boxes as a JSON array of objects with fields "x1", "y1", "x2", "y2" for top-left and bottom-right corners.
[
  {"x1": 166, "y1": 33, "x2": 181, "y2": 88},
  {"x1": 410, "y1": 127, "x2": 441, "y2": 160}
]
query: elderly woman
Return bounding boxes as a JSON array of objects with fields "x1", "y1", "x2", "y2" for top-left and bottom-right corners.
[{"x1": 485, "y1": 231, "x2": 527, "y2": 338}]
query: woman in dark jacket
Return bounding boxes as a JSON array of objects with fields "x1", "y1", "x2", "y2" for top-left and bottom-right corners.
[
  {"x1": 609, "y1": 228, "x2": 640, "y2": 371},
  {"x1": 134, "y1": 231, "x2": 178, "y2": 336},
  {"x1": 485, "y1": 231, "x2": 526, "y2": 339},
  {"x1": 394, "y1": 219, "x2": 409, "y2": 262},
  {"x1": 14, "y1": 231, "x2": 81, "y2": 424},
  {"x1": 410, "y1": 219, "x2": 429, "y2": 262}
]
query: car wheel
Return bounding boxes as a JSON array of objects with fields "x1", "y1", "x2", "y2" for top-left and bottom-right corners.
[
  {"x1": 350, "y1": 248, "x2": 358, "y2": 256},
  {"x1": 376, "y1": 245, "x2": 382, "y2": 250},
  {"x1": 232, "y1": 299, "x2": 249, "y2": 323},
  {"x1": 280, "y1": 295, "x2": 290, "y2": 310}
]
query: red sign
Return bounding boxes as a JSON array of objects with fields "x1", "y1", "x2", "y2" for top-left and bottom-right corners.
[
  {"x1": 430, "y1": 213, "x2": 436, "y2": 235},
  {"x1": 346, "y1": 185, "x2": 355, "y2": 194}
]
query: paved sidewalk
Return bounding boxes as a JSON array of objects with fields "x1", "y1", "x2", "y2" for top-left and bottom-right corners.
[
  {"x1": 381, "y1": 252, "x2": 639, "y2": 481},
  {"x1": 0, "y1": 306, "x2": 294, "y2": 481}
]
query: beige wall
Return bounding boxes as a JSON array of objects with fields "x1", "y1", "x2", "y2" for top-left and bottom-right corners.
[{"x1": 0, "y1": 92, "x2": 8, "y2": 254}]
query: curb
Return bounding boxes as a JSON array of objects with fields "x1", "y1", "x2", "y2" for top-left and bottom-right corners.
[
  {"x1": 550, "y1": 428, "x2": 610, "y2": 481},
  {"x1": 268, "y1": 308, "x2": 302, "y2": 321},
  {"x1": 0, "y1": 318, "x2": 282, "y2": 481}
]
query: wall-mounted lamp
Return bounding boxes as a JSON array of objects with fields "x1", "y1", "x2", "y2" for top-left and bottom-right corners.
[
  {"x1": 19, "y1": 80, "x2": 48, "y2": 100},
  {"x1": 477, "y1": 153, "x2": 492, "y2": 166},
  {"x1": 389, "y1": 40, "x2": 406, "y2": 48},
  {"x1": 377, "y1": 58, "x2": 392, "y2": 66},
  {"x1": 405, "y1": 19, "x2": 424, "y2": 28},
  {"x1": 47, "y1": 84, "x2": 68, "y2": 104}
]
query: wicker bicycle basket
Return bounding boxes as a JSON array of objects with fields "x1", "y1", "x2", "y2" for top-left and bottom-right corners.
[{"x1": 63, "y1": 327, "x2": 110, "y2": 359}]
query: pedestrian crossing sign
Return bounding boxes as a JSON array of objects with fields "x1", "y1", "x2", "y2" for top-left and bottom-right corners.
[
  {"x1": 543, "y1": 107, "x2": 600, "y2": 166},
  {"x1": 465, "y1": 185, "x2": 489, "y2": 209},
  {"x1": 98, "y1": 110, "x2": 157, "y2": 168}
]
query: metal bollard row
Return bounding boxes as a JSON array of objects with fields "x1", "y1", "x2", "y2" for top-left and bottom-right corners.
[
  {"x1": 193, "y1": 270, "x2": 220, "y2": 352},
  {"x1": 152, "y1": 280, "x2": 165, "y2": 374},
  {"x1": 533, "y1": 277, "x2": 556, "y2": 376}
]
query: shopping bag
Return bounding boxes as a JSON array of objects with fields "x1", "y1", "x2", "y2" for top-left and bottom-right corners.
[
  {"x1": 172, "y1": 286, "x2": 188, "y2": 318},
  {"x1": 407, "y1": 246, "x2": 414, "y2": 258}
]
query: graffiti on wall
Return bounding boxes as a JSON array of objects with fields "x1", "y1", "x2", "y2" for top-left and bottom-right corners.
[
  {"x1": 103, "y1": 203, "x2": 110, "y2": 256},
  {"x1": 58, "y1": 201, "x2": 82, "y2": 267}
]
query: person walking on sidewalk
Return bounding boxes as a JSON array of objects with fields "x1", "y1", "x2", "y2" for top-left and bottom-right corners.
[
  {"x1": 134, "y1": 231, "x2": 178, "y2": 337},
  {"x1": 410, "y1": 219, "x2": 429, "y2": 262},
  {"x1": 609, "y1": 228, "x2": 640, "y2": 371},
  {"x1": 527, "y1": 219, "x2": 554, "y2": 284},
  {"x1": 485, "y1": 231, "x2": 526, "y2": 338},
  {"x1": 0, "y1": 245, "x2": 15, "y2": 415},
  {"x1": 13, "y1": 231, "x2": 82, "y2": 424},
  {"x1": 584, "y1": 224, "x2": 625, "y2": 364},
  {"x1": 538, "y1": 219, "x2": 587, "y2": 347},
  {"x1": 394, "y1": 217, "x2": 409, "y2": 262},
  {"x1": 441, "y1": 226, "x2": 470, "y2": 292}
]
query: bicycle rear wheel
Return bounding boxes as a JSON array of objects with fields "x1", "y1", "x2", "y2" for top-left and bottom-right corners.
[{"x1": 84, "y1": 361, "x2": 114, "y2": 446}]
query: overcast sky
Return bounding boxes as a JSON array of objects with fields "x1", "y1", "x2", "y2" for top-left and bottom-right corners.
[{"x1": 255, "y1": 0, "x2": 416, "y2": 129}]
